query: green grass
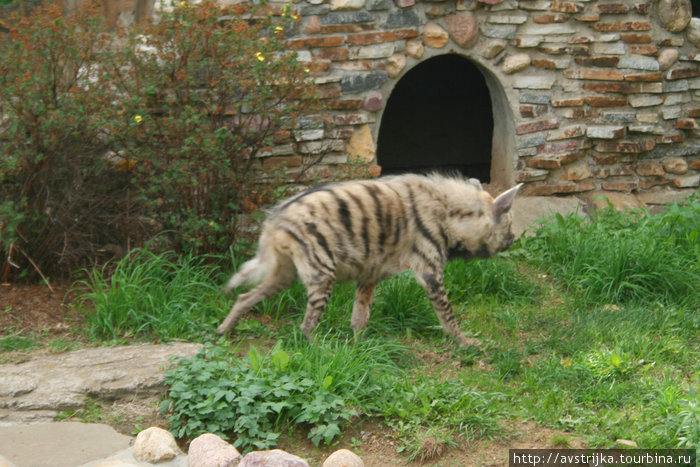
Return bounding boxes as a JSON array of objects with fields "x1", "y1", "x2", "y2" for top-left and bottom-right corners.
[
  {"x1": 0, "y1": 331, "x2": 40, "y2": 352},
  {"x1": 520, "y1": 197, "x2": 699, "y2": 306},
  {"x1": 70, "y1": 195, "x2": 699, "y2": 456},
  {"x1": 75, "y1": 248, "x2": 230, "y2": 341}
]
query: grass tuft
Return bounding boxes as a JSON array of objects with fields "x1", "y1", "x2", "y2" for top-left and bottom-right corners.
[
  {"x1": 75, "y1": 248, "x2": 227, "y2": 341},
  {"x1": 521, "y1": 197, "x2": 699, "y2": 306}
]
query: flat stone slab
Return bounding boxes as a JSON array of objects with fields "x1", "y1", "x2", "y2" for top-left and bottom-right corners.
[
  {"x1": 512, "y1": 195, "x2": 585, "y2": 238},
  {"x1": 0, "y1": 422, "x2": 189, "y2": 467},
  {"x1": 0, "y1": 343, "x2": 202, "y2": 423},
  {"x1": 0, "y1": 422, "x2": 131, "y2": 467}
]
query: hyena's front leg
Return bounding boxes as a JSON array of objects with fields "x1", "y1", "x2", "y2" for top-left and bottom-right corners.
[
  {"x1": 300, "y1": 276, "x2": 335, "y2": 341},
  {"x1": 414, "y1": 270, "x2": 481, "y2": 347},
  {"x1": 351, "y1": 283, "x2": 376, "y2": 341}
]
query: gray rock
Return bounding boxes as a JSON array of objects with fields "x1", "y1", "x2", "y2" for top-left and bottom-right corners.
[
  {"x1": 0, "y1": 343, "x2": 202, "y2": 423},
  {"x1": 365, "y1": 0, "x2": 392, "y2": 10},
  {"x1": 297, "y1": 4, "x2": 330, "y2": 16},
  {"x1": 340, "y1": 71, "x2": 388, "y2": 94},
  {"x1": 511, "y1": 196, "x2": 585, "y2": 237},
  {"x1": 239, "y1": 449, "x2": 310, "y2": 467},
  {"x1": 189, "y1": 433, "x2": 241, "y2": 467},
  {"x1": 519, "y1": 94, "x2": 551, "y2": 105},
  {"x1": 320, "y1": 11, "x2": 374, "y2": 25},
  {"x1": 133, "y1": 427, "x2": 181, "y2": 463},
  {"x1": 618, "y1": 56, "x2": 660, "y2": 71},
  {"x1": 688, "y1": 18, "x2": 700, "y2": 47},
  {"x1": 602, "y1": 112, "x2": 637, "y2": 123},
  {"x1": 384, "y1": 8, "x2": 421, "y2": 28},
  {"x1": 0, "y1": 422, "x2": 131, "y2": 467}
]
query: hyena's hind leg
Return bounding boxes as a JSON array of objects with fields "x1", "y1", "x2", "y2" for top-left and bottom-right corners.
[
  {"x1": 217, "y1": 256, "x2": 296, "y2": 335},
  {"x1": 413, "y1": 270, "x2": 481, "y2": 347},
  {"x1": 299, "y1": 274, "x2": 336, "y2": 341},
  {"x1": 351, "y1": 283, "x2": 376, "y2": 342}
]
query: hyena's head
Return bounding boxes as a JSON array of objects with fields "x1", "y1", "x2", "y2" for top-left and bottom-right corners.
[
  {"x1": 444, "y1": 181, "x2": 522, "y2": 260},
  {"x1": 485, "y1": 183, "x2": 522, "y2": 255}
]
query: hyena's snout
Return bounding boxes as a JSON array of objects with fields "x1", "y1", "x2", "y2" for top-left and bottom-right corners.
[{"x1": 501, "y1": 231, "x2": 516, "y2": 251}]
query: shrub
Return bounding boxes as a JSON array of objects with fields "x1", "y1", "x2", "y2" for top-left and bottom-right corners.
[
  {"x1": 0, "y1": 2, "x2": 148, "y2": 280},
  {"x1": 110, "y1": 1, "x2": 322, "y2": 255},
  {"x1": 1, "y1": 1, "x2": 325, "y2": 280}
]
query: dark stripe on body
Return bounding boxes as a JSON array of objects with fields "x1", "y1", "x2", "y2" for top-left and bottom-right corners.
[
  {"x1": 282, "y1": 226, "x2": 335, "y2": 275},
  {"x1": 406, "y1": 185, "x2": 445, "y2": 259},
  {"x1": 386, "y1": 185, "x2": 406, "y2": 246},
  {"x1": 306, "y1": 222, "x2": 334, "y2": 264},
  {"x1": 276, "y1": 184, "x2": 333, "y2": 212},
  {"x1": 347, "y1": 191, "x2": 371, "y2": 258},
  {"x1": 362, "y1": 184, "x2": 389, "y2": 248}
]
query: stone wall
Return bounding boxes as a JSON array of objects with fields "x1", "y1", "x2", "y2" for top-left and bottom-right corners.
[
  {"x1": 119, "y1": 0, "x2": 700, "y2": 206},
  {"x1": 266, "y1": 0, "x2": 699, "y2": 207}
]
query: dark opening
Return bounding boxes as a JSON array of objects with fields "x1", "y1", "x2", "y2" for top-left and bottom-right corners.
[
  {"x1": 693, "y1": 0, "x2": 700, "y2": 17},
  {"x1": 377, "y1": 54, "x2": 494, "y2": 181}
]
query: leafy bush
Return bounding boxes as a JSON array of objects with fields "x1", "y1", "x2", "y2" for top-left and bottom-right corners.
[
  {"x1": 521, "y1": 196, "x2": 699, "y2": 306},
  {"x1": 162, "y1": 340, "x2": 409, "y2": 451},
  {"x1": 658, "y1": 387, "x2": 700, "y2": 449}
]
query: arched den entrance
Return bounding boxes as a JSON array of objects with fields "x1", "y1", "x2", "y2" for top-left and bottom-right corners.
[{"x1": 377, "y1": 54, "x2": 495, "y2": 182}]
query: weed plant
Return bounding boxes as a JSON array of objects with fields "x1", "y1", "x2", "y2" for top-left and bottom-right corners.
[{"x1": 162, "y1": 338, "x2": 409, "y2": 452}]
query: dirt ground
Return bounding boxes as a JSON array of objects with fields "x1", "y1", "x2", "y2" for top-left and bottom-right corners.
[{"x1": 0, "y1": 282, "x2": 586, "y2": 466}]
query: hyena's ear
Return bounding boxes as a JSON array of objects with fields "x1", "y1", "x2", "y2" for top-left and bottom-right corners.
[
  {"x1": 492, "y1": 183, "x2": 523, "y2": 219},
  {"x1": 468, "y1": 178, "x2": 483, "y2": 190}
]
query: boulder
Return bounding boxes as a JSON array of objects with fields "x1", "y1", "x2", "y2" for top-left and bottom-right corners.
[
  {"x1": 189, "y1": 433, "x2": 241, "y2": 467},
  {"x1": 133, "y1": 427, "x2": 181, "y2": 463},
  {"x1": 322, "y1": 449, "x2": 365, "y2": 467},
  {"x1": 239, "y1": 449, "x2": 310, "y2": 467}
]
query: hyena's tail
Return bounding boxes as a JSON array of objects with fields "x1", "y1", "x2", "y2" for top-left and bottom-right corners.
[{"x1": 223, "y1": 254, "x2": 269, "y2": 293}]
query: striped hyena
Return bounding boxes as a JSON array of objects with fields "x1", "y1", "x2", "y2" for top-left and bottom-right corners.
[{"x1": 218, "y1": 173, "x2": 522, "y2": 346}]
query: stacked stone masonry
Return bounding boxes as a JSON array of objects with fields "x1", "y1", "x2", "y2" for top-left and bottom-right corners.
[{"x1": 170, "y1": 0, "x2": 700, "y2": 203}]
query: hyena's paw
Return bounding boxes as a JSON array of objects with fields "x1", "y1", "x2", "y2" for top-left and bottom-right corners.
[
  {"x1": 217, "y1": 315, "x2": 238, "y2": 335},
  {"x1": 457, "y1": 335, "x2": 482, "y2": 348}
]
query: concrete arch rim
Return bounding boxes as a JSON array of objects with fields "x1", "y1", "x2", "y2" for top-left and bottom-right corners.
[{"x1": 372, "y1": 49, "x2": 518, "y2": 187}]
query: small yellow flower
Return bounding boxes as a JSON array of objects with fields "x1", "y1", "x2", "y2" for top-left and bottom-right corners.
[
  {"x1": 179, "y1": 1, "x2": 187, "y2": 6},
  {"x1": 291, "y1": 14, "x2": 298, "y2": 20},
  {"x1": 275, "y1": 26, "x2": 284, "y2": 31},
  {"x1": 304, "y1": 68, "x2": 311, "y2": 73},
  {"x1": 134, "y1": 115, "x2": 143, "y2": 123},
  {"x1": 255, "y1": 52, "x2": 265, "y2": 62}
]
